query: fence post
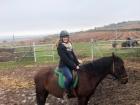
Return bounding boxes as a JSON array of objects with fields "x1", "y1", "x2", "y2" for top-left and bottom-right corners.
[
  {"x1": 91, "y1": 39, "x2": 94, "y2": 60},
  {"x1": 33, "y1": 42, "x2": 36, "y2": 62},
  {"x1": 52, "y1": 45, "x2": 55, "y2": 62}
]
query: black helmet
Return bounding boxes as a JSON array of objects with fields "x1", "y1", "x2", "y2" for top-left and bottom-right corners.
[{"x1": 60, "y1": 30, "x2": 69, "y2": 38}]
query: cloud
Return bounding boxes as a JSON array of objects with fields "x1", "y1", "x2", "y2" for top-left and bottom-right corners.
[{"x1": 0, "y1": 0, "x2": 140, "y2": 36}]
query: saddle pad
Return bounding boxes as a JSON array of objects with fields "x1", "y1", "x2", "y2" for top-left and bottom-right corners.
[{"x1": 54, "y1": 68, "x2": 78, "y2": 89}]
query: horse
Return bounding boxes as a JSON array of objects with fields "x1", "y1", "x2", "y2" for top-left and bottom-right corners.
[
  {"x1": 121, "y1": 38, "x2": 139, "y2": 47},
  {"x1": 34, "y1": 53, "x2": 128, "y2": 105}
]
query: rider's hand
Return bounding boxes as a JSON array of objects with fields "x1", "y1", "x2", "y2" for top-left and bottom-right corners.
[
  {"x1": 76, "y1": 65, "x2": 80, "y2": 70},
  {"x1": 78, "y1": 59, "x2": 83, "y2": 64}
]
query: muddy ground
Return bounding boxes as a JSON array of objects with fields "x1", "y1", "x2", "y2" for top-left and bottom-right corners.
[{"x1": 0, "y1": 61, "x2": 140, "y2": 105}]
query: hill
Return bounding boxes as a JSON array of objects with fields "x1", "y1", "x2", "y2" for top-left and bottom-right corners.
[
  {"x1": 70, "y1": 21, "x2": 140, "y2": 41},
  {"x1": 21, "y1": 20, "x2": 140, "y2": 43},
  {"x1": 95, "y1": 21, "x2": 140, "y2": 30}
]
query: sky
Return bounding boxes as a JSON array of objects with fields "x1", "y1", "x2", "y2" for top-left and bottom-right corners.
[{"x1": 0, "y1": 0, "x2": 140, "y2": 40}]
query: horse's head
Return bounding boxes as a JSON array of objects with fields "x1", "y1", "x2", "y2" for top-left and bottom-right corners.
[{"x1": 110, "y1": 53, "x2": 128, "y2": 84}]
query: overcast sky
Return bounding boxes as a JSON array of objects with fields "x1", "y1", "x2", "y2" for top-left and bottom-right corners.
[{"x1": 0, "y1": 0, "x2": 140, "y2": 39}]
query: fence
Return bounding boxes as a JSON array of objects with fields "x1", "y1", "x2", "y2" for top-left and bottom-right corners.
[
  {"x1": 90, "y1": 39, "x2": 140, "y2": 60},
  {"x1": 0, "y1": 39, "x2": 140, "y2": 63},
  {"x1": 32, "y1": 43, "x2": 55, "y2": 62},
  {"x1": 0, "y1": 42, "x2": 55, "y2": 63}
]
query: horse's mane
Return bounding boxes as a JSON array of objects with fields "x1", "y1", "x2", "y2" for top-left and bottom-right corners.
[{"x1": 80, "y1": 56, "x2": 113, "y2": 75}]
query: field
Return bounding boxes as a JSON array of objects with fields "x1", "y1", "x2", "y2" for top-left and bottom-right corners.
[{"x1": 0, "y1": 41, "x2": 140, "y2": 105}]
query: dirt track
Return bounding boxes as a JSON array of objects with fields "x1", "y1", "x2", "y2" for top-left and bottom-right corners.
[{"x1": 0, "y1": 61, "x2": 140, "y2": 105}]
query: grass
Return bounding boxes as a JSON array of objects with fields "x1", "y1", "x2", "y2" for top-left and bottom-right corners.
[
  {"x1": 0, "y1": 42, "x2": 140, "y2": 70},
  {"x1": 73, "y1": 42, "x2": 91, "y2": 58}
]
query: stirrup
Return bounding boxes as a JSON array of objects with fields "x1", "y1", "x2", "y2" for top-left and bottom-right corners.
[
  {"x1": 63, "y1": 89, "x2": 73, "y2": 98},
  {"x1": 63, "y1": 92, "x2": 68, "y2": 99},
  {"x1": 63, "y1": 92, "x2": 70, "y2": 105}
]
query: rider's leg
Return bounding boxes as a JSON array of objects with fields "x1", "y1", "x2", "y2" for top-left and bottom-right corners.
[
  {"x1": 61, "y1": 66, "x2": 73, "y2": 89},
  {"x1": 60, "y1": 66, "x2": 73, "y2": 95}
]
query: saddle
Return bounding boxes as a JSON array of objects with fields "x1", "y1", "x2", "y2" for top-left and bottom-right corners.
[{"x1": 54, "y1": 68, "x2": 78, "y2": 89}]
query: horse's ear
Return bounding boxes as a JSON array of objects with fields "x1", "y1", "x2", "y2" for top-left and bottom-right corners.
[{"x1": 112, "y1": 52, "x2": 115, "y2": 59}]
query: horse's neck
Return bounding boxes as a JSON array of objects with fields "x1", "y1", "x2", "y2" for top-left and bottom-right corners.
[
  {"x1": 92, "y1": 60, "x2": 112, "y2": 89},
  {"x1": 91, "y1": 70, "x2": 109, "y2": 91},
  {"x1": 79, "y1": 57, "x2": 113, "y2": 90},
  {"x1": 99, "y1": 58, "x2": 112, "y2": 76}
]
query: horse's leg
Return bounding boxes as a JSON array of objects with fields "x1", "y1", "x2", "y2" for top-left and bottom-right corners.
[
  {"x1": 36, "y1": 87, "x2": 49, "y2": 105},
  {"x1": 78, "y1": 97, "x2": 90, "y2": 105}
]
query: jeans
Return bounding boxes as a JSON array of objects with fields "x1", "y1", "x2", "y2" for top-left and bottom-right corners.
[{"x1": 60, "y1": 66, "x2": 73, "y2": 89}]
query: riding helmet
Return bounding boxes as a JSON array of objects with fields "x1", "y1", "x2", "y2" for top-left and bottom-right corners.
[{"x1": 60, "y1": 30, "x2": 69, "y2": 38}]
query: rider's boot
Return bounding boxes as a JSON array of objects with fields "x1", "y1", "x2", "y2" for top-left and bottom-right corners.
[{"x1": 63, "y1": 89, "x2": 73, "y2": 98}]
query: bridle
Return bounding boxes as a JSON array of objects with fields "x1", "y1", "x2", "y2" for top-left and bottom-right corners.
[{"x1": 112, "y1": 60, "x2": 128, "y2": 81}]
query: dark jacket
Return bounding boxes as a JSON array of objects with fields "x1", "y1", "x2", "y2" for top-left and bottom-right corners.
[{"x1": 57, "y1": 42, "x2": 79, "y2": 70}]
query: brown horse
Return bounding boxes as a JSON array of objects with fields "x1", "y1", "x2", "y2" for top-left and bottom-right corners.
[{"x1": 34, "y1": 54, "x2": 128, "y2": 105}]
